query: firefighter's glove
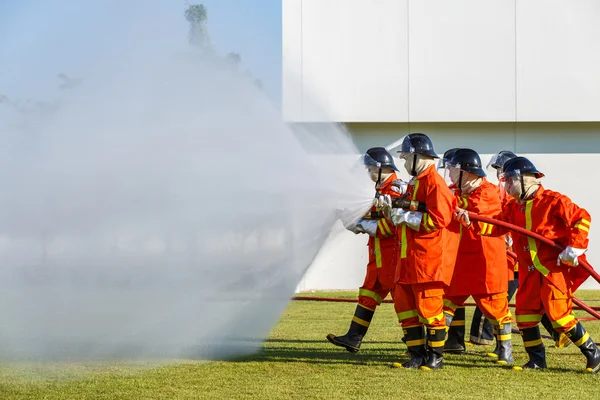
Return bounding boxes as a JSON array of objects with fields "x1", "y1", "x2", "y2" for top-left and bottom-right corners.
[
  {"x1": 504, "y1": 234, "x2": 513, "y2": 250},
  {"x1": 355, "y1": 219, "x2": 378, "y2": 237},
  {"x1": 454, "y1": 208, "x2": 471, "y2": 228},
  {"x1": 374, "y1": 194, "x2": 393, "y2": 219},
  {"x1": 557, "y1": 246, "x2": 587, "y2": 267},
  {"x1": 390, "y1": 209, "x2": 423, "y2": 231},
  {"x1": 391, "y1": 180, "x2": 408, "y2": 195}
]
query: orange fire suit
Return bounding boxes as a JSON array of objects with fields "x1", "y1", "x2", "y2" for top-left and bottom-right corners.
[
  {"x1": 444, "y1": 179, "x2": 511, "y2": 326},
  {"x1": 503, "y1": 185, "x2": 591, "y2": 333},
  {"x1": 358, "y1": 173, "x2": 403, "y2": 309},
  {"x1": 393, "y1": 165, "x2": 460, "y2": 328}
]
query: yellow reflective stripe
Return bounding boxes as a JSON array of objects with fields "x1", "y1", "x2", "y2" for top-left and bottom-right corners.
[
  {"x1": 516, "y1": 314, "x2": 543, "y2": 323},
  {"x1": 419, "y1": 312, "x2": 445, "y2": 324},
  {"x1": 352, "y1": 316, "x2": 370, "y2": 327},
  {"x1": 374, "y1": 238, "x2": 382, "y2": 268},
  {"x1": 406, "y1": 339, "x2": 426, "y2": 347},
  {"x1": 358, "y1": 303, "x2": 375, "y2": 312},
  {"x1": 413, "y1": 179, "x2": 420, "y2": 198},
  {"x1": 358, "y1": 289, "x2": 383, "y2": 304},
  {"x1": 380, "y1": 218, "x2": 393, "y2": 236},
  {"x1": 524, "y1": 338, "x2": 543, "y2": 347},
  {"x1": 422, "y1": 213, "x2": 432, "y2": 233},
  {"x1": 450, "y1": 320, "x2": 465, "y2": 327},
  {"x1": 479, "y1": 222, "x2": 489, "y2": 235},
  {"x1": 397, "y1": 309, "x2": 418, "y2": 321},
  {"x1": 401, "y1": 225, "x2": 407, "y2": 258},
  {"x1": 426, "y1": 213, "x2": 437, "y2": 231},
  {"x1": 459, "y1": 197, "x2": 468, "y2": 208},
  {"x1": 551, "y1": 314, "x2": 576, "y2": 329},
  {"x1": 443, "y1": 299, "x2": 458, "y2": 310},
  {"x1": 574, "y1": 333, "x2": 590, "y2": 347},
  {"x1": 580, "y1": 219, "x2": 591, "y2": 227},
  {"x1": 428, "y1": 340, "x2": 445, "y2": 347},
  {"x1": 574, "y1": 223, "x2": 590, "y2": 232},
  {"x1": 479, "y1": 222, "x2": 494, "y2": 236},
  {"x1": 525, "y1": 200, "x2": 550, "y2": 276},
  {"x1": 498, "y1": 334, "x2": 512, "y2": 341}
]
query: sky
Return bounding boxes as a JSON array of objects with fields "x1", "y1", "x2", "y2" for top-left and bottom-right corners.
[{"x1": 0, "y1": 0, "x2": 282, "y2": 104}]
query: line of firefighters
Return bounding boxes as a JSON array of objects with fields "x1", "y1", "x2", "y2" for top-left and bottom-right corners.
[{"x1": 326, "y1": 133, "x2": 600, "y2": 373}]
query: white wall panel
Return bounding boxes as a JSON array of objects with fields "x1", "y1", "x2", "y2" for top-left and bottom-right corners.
[
  {"x1": 282, "y1": 0, "x2": 303, "y2": 121},
  {"x1": 516, "y1": 0, "x2": 600, "y2": 121},
  {"x1": 300, "y1": 0, "x2": 409, "y2": 122},
  {"x1": 408, "y1": 0, "x2": 516, "y2": 122}
]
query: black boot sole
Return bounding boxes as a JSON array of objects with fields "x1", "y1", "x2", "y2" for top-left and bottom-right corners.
[{"x1": 326, "y1": 334, "x2": 360, "y2": 353}]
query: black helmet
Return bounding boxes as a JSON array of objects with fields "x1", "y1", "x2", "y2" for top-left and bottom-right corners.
[
  {"x1": 488, "y1": 150, "x2": 517, "y2": 170},
  {"x1": 398, "y1": 133, "x2": 439, "y2": 158},
  {"x1": 448, "y1": 148, "x2": 486, "y2": 177},
  {"x1": 364, "y1": 147, "x2": 398, "y2": 171},
  {"x1": 501, "y1": 157, "x2": 544, "y2": 179},
  {"x1": 438, "y1": 147, "x2": 461, "y2": 169}
]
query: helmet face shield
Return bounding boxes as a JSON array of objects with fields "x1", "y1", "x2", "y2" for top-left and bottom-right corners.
[
  {"x1": 486, "y1": 153, "x2": 501, "y2": 175},
  {"x1": 499, "y1": 169, "x2": 522, "y2": 199}
]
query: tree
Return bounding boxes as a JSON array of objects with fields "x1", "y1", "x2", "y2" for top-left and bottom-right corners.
[{"x1": 184, "y1": 3, "x2": 209, "y2": 51}]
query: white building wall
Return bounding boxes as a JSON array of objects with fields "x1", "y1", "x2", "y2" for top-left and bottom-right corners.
[{"x1": 283, "y1": 0, "x2": 600, "y2": 122}]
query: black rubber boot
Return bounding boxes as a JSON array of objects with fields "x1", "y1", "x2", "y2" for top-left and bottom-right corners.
[
  {"x1": 421, "y1": 327, "x2": 446, "y2": 370},
  {"x1": 513, "y1": 326, "x2": 546, "y2": 370},
  {"x1": 392, "y1": 326, "x2": 427, "y2": 368},
  {"x1": 470, "y1": 306, "x2": 495, "y2": 346},
  {"x1": 444, "y1": 307, "x2": 466, "y2": 354},
  {"x1": 326, "y1": 304, "x2": 374, "y2": 353},
  {"x1": 565, "y1": 322, "x2": 600, "y2": 373},
  {"x1": 495, "y1": 322, "x2": 514, "y2": 365},
  {"x1": 541, "y1": 314, "x2": 570, "y2": 348}
]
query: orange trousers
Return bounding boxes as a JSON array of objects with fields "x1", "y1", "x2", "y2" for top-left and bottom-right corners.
[
  {"x1": 515, "y1": 274, "x2": 578, "y2": 333},
  {"x1": 358, "y1": 276, "x2": 394, "y2": 309},
  {"x1": 394, "y1": 282, "x2": 445, "y2": 328},
  {"x1": 444, "y1": 293, "x2": 512, "y2": 326}
]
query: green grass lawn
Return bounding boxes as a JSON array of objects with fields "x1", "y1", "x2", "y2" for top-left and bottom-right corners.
[{"x1": 1, "y1": 290, "x2": 599, "y2": 399}]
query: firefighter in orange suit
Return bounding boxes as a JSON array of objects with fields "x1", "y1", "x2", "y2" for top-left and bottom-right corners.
[
  {"x1": 379, "y1": 133, "x2": 460, "y2": 370},
  {"x1": 469, "y1": 151, "x2": 519, "y2": 354},
  {"x1": 437, "y1": 148, "x2": 470, "y2": 354},
  {"x1": 442, "y1": 149, "x2": 513, "y2": 365},
  {"x1": 327, "y1": 147, "x2": 404, "y2": 353},
  {"x1": 499, "y1": 157, "x2": 600, "y2": 372}
]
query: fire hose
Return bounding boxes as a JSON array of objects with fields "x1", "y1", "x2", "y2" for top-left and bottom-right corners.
[{"x1": 328, "y1": 200, "x2": 600, "y2": 321}]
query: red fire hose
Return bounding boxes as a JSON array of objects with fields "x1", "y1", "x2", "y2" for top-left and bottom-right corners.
[
  {"x1": 469, "y1": 212, "x2": 600, "y2": 285},
  {"x1": 470, "y1": 213, "x2": 600, "y2": 320},
  {"x1": 504, "y1": 250, "x2": 600, "y2": 320}
]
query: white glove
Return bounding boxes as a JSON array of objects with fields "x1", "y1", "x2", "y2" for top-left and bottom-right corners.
[
  {"x1": 557, "y1": 246, "x2": 587, "y2": 266},
  {"x1": 355, "y1": 219, "x2": 378, "y2": 237},
  {"x1": 373, "y1": 194, "x2": 393, "y2": 219},
  {"x1": 392, "y1": 180, "x2": 408, "y2": 195},
  {"x1": 390, "y1": 209, "x2": 423, "y2": 231},
  {"x1": 504, "y1": 234, "x2": 513, "y2": 250},
  {"x1": 454, "y1": 209, "x2": 471, "y2": 227}
]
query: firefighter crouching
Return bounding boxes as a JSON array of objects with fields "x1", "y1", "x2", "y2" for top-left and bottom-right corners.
[
  {"x1": 500, "y1": 157, "x2": 600, "y2": 373},
  {"x1": 378, "y1": 133, "x2": 460, "y2": 370},
  {"x1": 327, "y1": 147, "x2": 404, "y2": 353},
  {"x1": 443, "y1": 149, "x2": 513, "y2": 365}
]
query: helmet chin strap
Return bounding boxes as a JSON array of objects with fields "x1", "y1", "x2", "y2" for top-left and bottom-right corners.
[
  {"x1": 376, "y1": 167, "x2": 382, "y2": 187},
  {"x1": 458, "y1": 171, "x2": 463, "y2": 192},
  {"x1": 519, "y1": 175, "x2": 526, "y2": 201},
  {"x1": 411, "y1": 154, "x2": 417, "y2": 176}
]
